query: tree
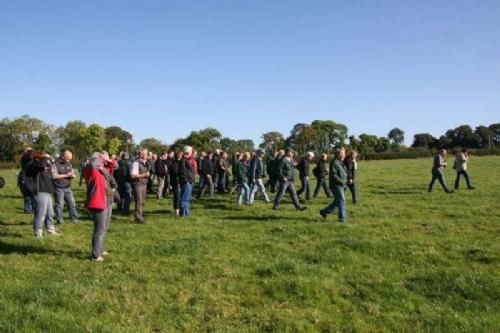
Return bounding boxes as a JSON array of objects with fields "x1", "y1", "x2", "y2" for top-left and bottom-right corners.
[
  {"x1": 259, "y1": 131, "x2": 285, "y2": 153},
  {"x1": 105, "y1": 126, "x2": 133, "y2": 152},
  {"x1": 60, "y1": 121, "x2": 88, "y2": 159},
  {"x1": 106, "y1": 137, "x2": 122, "y2": 155},
  {"x1": 286, "y1": 124, "x2": 318, "y2": 155},
  {"x1": 311, "y1": 120, "x2": 348, "y2": 153},
  {"x1": 412, "y1": 133, "x2": 437, "y2": 148},
  {"x1": 388, "y1": 128, "x2": 405, "y2": 146},
  {"x1": 444, "y1": 125, "x2": 477, "y2": 148},
  {"x1": 139, "y1": 138, "x2": 169, "y2": 154},
  {"x1": 81, "y1": 124, "x2": 106, "y2": 156},
  {"x1": 488, "y1": 123, "x2": 500, "y2": 146},
  {"x1": 474, "y1": 126, "x2": 494, "y2": 149}
]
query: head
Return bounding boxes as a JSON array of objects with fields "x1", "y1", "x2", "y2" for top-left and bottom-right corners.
[
  {"x1": 139, "y1": 149, "x2": 149, "y2": 160},
  {"x1": 306, "y1": 152, "x2": 314, "y2": 161},
  {"x1": 176, "y1": 151, "x2": 183, "y2": 160},
  {"x1": 335, "y1": 148, "x2": 346, "y2": 161},
  {"x1": 121, "y1": 152, "x2": 130, "y2": 160},
  {"x1": 183, "y1": 145, "x2": 193, "y2": 158},
  {"x1": 33, "y1": 150, "x2": 45, "y2": 160},
  {"x1": 286, "y1": 148, "x2": 295, "y2": 158},
  {"x1": 278, "y1": 149, "x2": 285, "y2": 157},
  {"x1": 461, "y1": 148, "x2": 469, "y2": 154},
  {"x1": 168, "y1": 151, "x2": 175, "y2": 159},
  {"x1": 63, "y1": 150, "x2": 73, "y2": 162},
  {"x1": 222, "y1": 152, "x2": 228, "y2": 159},
  {"x1": 257, "y1": 149, "x2": 265, "y2": 158},
  {"x1": 349, "y1": 151, "x2": 358, "y2": 160},
  {"x1": 243, "y1": 152, "x2": 251, "y2": 161},
  {"x1": 321, "y1": 153, "x2": 328, "y2": 161},
  {"x1": 439, "y1": 148, "x2": 447, "y2": 157}
]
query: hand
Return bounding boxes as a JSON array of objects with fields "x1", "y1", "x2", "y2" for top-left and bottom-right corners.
[
  {"x1": 145, "y1": 171, "x2": 150, "y2": 178},
  {"x1": 252, "y1": 179, "x2": 256, "y2": 184}
]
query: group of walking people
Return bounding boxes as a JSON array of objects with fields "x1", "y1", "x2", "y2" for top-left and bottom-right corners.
[{"x1": 16, "y1": 143, "x2": 475, "y2": 262}]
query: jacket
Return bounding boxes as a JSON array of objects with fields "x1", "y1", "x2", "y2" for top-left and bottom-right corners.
[
  {"x1": 297, "y1": 159, "x2": 310, "y2": 178},
  {"x1": 25, "y1": 158, "x2": 55, "y2": 193},
  {"x1": 329, "y1": 158, "x2": 347, "y2": 188},
  {"x1": 249, "y1": 156, "x2": 265, "y2": 180},
  {"x1": 84, "y1": 166, "x2": 107, "y2": 210}
]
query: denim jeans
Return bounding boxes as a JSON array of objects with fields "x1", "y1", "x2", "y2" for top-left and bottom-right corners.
[
  {"x1": 24, "y1": 195, "x2": 35, "y2": 213},
  {"x1": 297, "y1": 176, "x2": 311, "y2": 200},
  {"x1": 455, "y1": 170, "x2": 474, "y2": 189},
  {"x1": 237, "y1": 182, "x2": 250, "y2": 205},
  {"x1": 273, "y1": 180, "x2": 301, "y2": 209},
  {"x1": 33, "y1": 192, "x2": 56, "y2": 233},
  {"x1": 249, "y1": 179, "x2": 270, "y2": 203},
  {"x1": 428, "y1": 170, "x2": 450, "y2": 192},
  {"x1": 313, "y1": 177, "x2": 332, "y2": 198},
  {"x1": 54, "y1": 187, "x2": 78, "y2": 224},
  {"x1": 321, "y1": 185, "x2": 346, "y2": 221},
  {"x1": 180, "y1": 183, "x2": 193, "y2": 216}
]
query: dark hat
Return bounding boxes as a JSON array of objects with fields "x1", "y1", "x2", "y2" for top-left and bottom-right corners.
[{"x1": 285, "y1": 147, "x2": 295, "y2": 153}]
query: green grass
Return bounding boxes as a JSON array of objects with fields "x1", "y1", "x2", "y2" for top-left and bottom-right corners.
[{"x1": 0, "y1": 157, "x2": 499, "y2": 332}]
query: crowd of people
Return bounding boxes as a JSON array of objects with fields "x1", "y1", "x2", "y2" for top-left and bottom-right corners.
[{"x1": 15, "y1": 144, "x2": 475, "y2": 262}]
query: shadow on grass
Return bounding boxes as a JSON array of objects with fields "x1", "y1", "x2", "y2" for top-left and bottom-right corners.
[
  {"x1": 0, "y1": 240, "x2": 84, "y2": 258},
  {"x1": 371, "y1": 188, "x2": 423, "y2": 195},
  {"x1": 223, "y1": 215, "x2": 284, "y2": 222},
  {"x1": 0, "y1": 231, "x2": 23, "y2": 238},
  {"x1": 0, "y1": 220, "x2": 31, "y2": 227}
]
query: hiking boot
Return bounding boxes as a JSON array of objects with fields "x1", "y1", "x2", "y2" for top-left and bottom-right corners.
[
  {"x1": 92, "y1": 256, "x2": 104, "y2": 262},
  {"x1": 47, "y1": 230, "x2": 62, "y2": 236}
]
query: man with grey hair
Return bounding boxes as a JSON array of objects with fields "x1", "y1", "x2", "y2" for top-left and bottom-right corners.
[
  {"x1": 179, "y1": 146, "x2": 195, "y2": 216},
  {"x1": 52, "y1": 150, "x2": 78, "y2": 224},
  {"x1": 130, "y1": 149, "x2": 150, "y2": 223},
  {"x1": 249, "y1": 149, "x2": 271, "y2": 204},
  {"x1": 297, "y1": 151, "x2": 314, "y2": 201}
]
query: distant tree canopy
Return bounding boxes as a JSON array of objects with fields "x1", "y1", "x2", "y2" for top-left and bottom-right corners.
[{"x1": 0, "y1": 115, "x2": 498, "y2": 162}]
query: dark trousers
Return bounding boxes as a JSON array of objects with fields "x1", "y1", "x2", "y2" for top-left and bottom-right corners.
[
  {"x1": 198, "y1": 175, "x2": 214, "y2": 198},
  {"x1": 134, "y1": 184, "x2": 147, "y2": 223},
  {"x1": 218, "y1": 171, "x2": 227, "y2": 193},
  {"x1": 428, "y1": 171, "x2": 450, "y2": 192},
  {"x1": 313, "y1": 177, "x2": 332, "y2": 198},
  {"x1": 455, "y1": 170, "x2": 474, "y2": 189},
  {"x1": 296, "y1": 176, "x2": 311, "y2": 200},
  {"x1": 273, "y1": 180, "x2": 301, "y2": 209},
  {"x1": 346, "y1": 181, "x2": 358, "y2": 203},
  {"x1": 172, "y1": 184, "x2": 180, "y2": 210}
]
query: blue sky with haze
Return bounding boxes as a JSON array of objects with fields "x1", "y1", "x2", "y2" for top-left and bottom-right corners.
[{"x1": 1, "y1": 0, "x2": 499, "y2": 146}]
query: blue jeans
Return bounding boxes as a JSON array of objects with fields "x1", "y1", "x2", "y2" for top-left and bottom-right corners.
[
  {"x1": 237, "y1": 182, "x2": 250, "y2": 205},
  {"x1": 180, "y1": 183, "x2": 193, "y2": 216},
  {"x1": 34, "y1": 192, "x2": 56, "y2": 233},
  {"x1": 321, "y1": 185, "x2": 346, "y2": 221},
  {"x1": 428, "y1": 170, "x2": 450, "y2": 192},
  {"x1": 297, "y1": 176, "x2": 311, "y2": 200},
  {"x1": 24, "y1": 195, "x2": 35, "y2": 213},
  {"x1": 249, "y1": 179, "x2": 270, "y2": 203},
  {"x1": 455, "y1": 170, "x2": 474, "y2": 189},
  {"x1": 54, "y1": 187, "x2": 78, "y2": 224}
]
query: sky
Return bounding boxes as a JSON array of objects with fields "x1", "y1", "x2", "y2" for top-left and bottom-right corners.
[{"x1": 1, "y1": 0, "x2": 499, "y2": 146}]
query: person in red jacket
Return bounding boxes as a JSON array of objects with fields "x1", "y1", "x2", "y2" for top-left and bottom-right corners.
[{"x1": 85, "y1": 152, "x2": 115, "y2": 262}]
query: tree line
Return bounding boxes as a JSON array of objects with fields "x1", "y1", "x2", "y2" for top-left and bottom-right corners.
[{"x1": 0, "y1": 115, "x2": 499, "y2": 162}]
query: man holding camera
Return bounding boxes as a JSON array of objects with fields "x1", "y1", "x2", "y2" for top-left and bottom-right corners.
[{"x1": 428, "y1": 148, "x2": 454, "y2": 193}]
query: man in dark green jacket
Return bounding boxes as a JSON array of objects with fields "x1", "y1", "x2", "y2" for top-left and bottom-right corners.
[
  {"x1": 272, "y1": 149, "x2": 306, "y2": 211},
  {"x1": 234, "y1": 152, "x2": 250, "y2": 205},
  {"x1": 320, "y1": 148, "x2": 348, "y2": 222}
]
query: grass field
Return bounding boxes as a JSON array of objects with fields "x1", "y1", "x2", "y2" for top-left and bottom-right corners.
[{"x1": 0, "y1": 156, "x2": 499, "y2": 333}]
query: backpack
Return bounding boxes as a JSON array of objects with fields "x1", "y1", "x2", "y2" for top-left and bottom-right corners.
[
  {"x1": 312, "y1": 165, "x2": 321, "y2": 177},
  {"x1": 19, "y1": 171, "x2": 38, "y2": 195}
]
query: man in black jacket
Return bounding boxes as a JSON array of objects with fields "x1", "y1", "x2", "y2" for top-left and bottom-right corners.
[
  {"x1": 313, "y1": 153, "x2": 332, "y2": 199},
  {"x1": 155, "y1": 152, "x2": 168, "y2": 200},
  {"x1": 296, "y1": 152, "x2": 314, "y2": 201},
  {"x1": 197, "y1": 152, "x2": 215, "y2": 198},
  {"x1": 249, "y1": 149, "x2": 271, "y2": 203},
  {"x1": 344, "y1": 151, "x2": 358, "y2": 204}
]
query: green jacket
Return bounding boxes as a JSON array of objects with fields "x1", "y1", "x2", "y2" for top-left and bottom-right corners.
[
  {"x1": 233, "y1": 159, "x2": 248, "y2": 184},
  {"x1": 329, "y1": 158, "x2": 347, "y2": 188},
  {"x1": 277, "y1": 157, "x2": 294, "y2": 181}
]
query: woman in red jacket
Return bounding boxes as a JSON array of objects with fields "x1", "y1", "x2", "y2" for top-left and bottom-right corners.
[{"x1": 84, "y1": 152, "x2": 116, "y2": 262}]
